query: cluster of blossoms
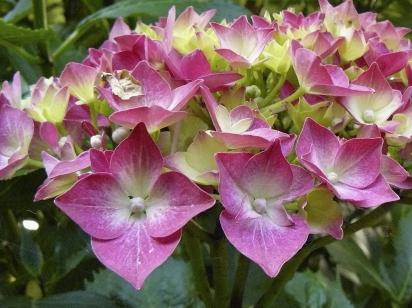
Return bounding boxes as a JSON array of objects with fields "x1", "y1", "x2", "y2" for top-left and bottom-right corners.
[{"x1": 2, "y1": 0, "x2": 412, "y2": 289}]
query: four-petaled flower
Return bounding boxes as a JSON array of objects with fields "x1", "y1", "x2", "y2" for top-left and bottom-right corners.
[
  {"x1": 55, "y1": 123, "x2": 215, "y2": 288},
  {"x1": 216, "y1": 141, "x2": 313, "y2": 276}
]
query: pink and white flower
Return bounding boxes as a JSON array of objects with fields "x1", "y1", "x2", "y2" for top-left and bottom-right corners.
[{"x1": 55, "y1": 123, "x2": 215, "y2": 288}]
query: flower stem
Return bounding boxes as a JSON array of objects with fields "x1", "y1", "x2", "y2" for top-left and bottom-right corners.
[
  {"x1": 260, "y1": 75, "x2": 286, "y2": 107},
  {"x1": 261, "y1": 86, "x2": 305, "y2": 115},
  {"x1": 32, "y1": 0, "x2": 53, "y2": 76},
  {"x1": 25, "y1": 159, "x2": 43, "y2": 169},
  {"x1": 230, "y1": 253, "x2": 250, "y2": 308},
  {"x1": 182, "y1": 231, "x2": 213, "y2": 307},
  {"x1": 211, "y1": 236, "x2": 230, "y2": 307},
  {"x1": 255, "y1": 202, "x2": 397, "y2": 307}
]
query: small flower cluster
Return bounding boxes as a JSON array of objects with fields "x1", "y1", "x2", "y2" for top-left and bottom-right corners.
[{"x1": 1, "y1": 0, "x2": 412, "y2": 288}]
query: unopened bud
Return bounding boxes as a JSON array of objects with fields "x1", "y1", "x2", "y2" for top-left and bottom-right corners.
[
  {"x1": 112, "y1": 127, "x2": 130, "y2": 144},
  {"x1": 246, "y1": 85, "x2": 261, "y2": 98},
  {"x1": 362, "y1": 109, "x2": 375, "y2": 123},
  {"x1": 90, "y1": 135, "x2": 103, "y2": 149}
]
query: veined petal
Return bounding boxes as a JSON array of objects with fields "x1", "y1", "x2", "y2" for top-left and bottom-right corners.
[
  {"x1": 216, "y1": 152, "x2": 254, "y2": 216},
  {"x1": 110, "y1": 122, "x2": 162, "y2": 198},
  {"x1": 92, "y1": 226, "x2": 180, "y2": 289},
  {"x1": 55, "y1": 173, "x2": 131, "y2": 239},
  {"x1": 60, "y1": 63, "x2": 99, "y2": 104},
  {"x1": 240, "y1": 141, "x2": 293, "y2": 199},
  {"x1": 333, "y1": 138, "x2": 382, "y2": 188},
  {"x1": 220, "y1": 211, "x2": 309, "y2": 277},
  {"x1": 331, "y1": 175, "x2": 399, "y2": 207},
  {"x1": 145, "y1": 171, "x2": 215, "y2": 237},
  {"x1": 109, "y1": 106, "x2": 187, "y2": 133},
  {"x1": 296, "y1": 118, "x2": 339, "y2": 173}
]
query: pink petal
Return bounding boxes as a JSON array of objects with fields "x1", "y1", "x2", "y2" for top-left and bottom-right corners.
[
  {"x1": 92, "y1": 226, "x2": 180, "y2": 289},
  {"x1": 145, "y1": 171, "x2": 215, "y2": 237},
  {"x1": 215, "y1": 49, "x2": 251, "y2": 67},
  {"x1": 55, "y1": 173, "x2": 132, "y2": 239},
  {"x1": 60, "y1": 63, "x2": 99, "y2": 103},
  {"x1": 34, "y1": 174, "x2": 77, "y2": 201},
  {"x1": 296, "y1": 118, "x2": 339, "y2": 172},
  {"x1": 169, "y1": 79, "x2": 202, "y2": 110},
  {"x1": 49, "y1": 151, "x2": 91, "y2": 178},
  {"x1": 200, "y1": 72, "x2": 241, "y2": 91},
  {"x1": 180, "y1": 49, "x2": 211, "y2": 80},
  {"x1": 375, "y1": 51, "x2": 409, "y2": 77},
  {"x1": 331, "y1": 175, "x2": 399, "y2": 207},
  {"x1": 90, "y1": 149, "x2": 113, "y2": 173},
  {"x1": 285, "y1": 165, "x2": 314, "y2": 201},
  {"x1": 220, "y1": 211, "x2": 309, "y2": 277},
  {"x1": 109, "y1": 106, "x2": 187, "y2": 132},
  {"x1": 381, "y1": 155, "x2": 412, "y2": 189},
  {"x1": 131, "y1": 61, "x2": 172, "y2": 109},
  {"x1": 216, "y1": 152, "x2": 254, "y2": 216},
  {"x1": 333, "y1": 138, "x2": 382, "y2": 188},
  {"x1": 109, "y1": 17, "x2": 131, "y2": 40},
  {"x1": 110, "y1": 123, "x2": 163, "y2": 198},
  {"x1": 240, "y1": 142, "x2": 293, "y2": 198}
]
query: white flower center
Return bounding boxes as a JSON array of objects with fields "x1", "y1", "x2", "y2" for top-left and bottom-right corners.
[
  {"x1": 129, "y1": 197, "x2": 146, "y2": 218},
  {"x1": 112, "y1": 127, "x2": 130, "y2": 144},
  {"x1": 331, "y1": 117, "x2": 343, "y2": 127},
  {"x1": 363, "y1": 109, "x2": 375, "y2": 123},
  {"x1": 90, "y1": 135, "x2": 103, "y2": 149},
  {"x1": 252, "y1": 198, "x2": 267, "y2": 215},
  {"x1": 327, "y1": 171, "x2": 339, "y2": 183}
]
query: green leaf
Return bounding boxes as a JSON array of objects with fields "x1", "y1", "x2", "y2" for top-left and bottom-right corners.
[
  {"x1": 19, "y1": 228, "x2": 44, "y2": 277},
  {"x1": 36, "y1": 291, "x2": 117, "y2": 308},
  {"x1": 3, "y1": 0, "x2": 32, "y2": 23},
  {"x1": 327, "y1": 238, "x2": 394, "y2": 296},
  {"x1": 388, "y1": 208, "x2": 412, "y2": 302},
  {"x1": 77, "y1": 0, "x2": 249, "y2": 29},
  {"x1": 286, "y1": 271, "x2": 327, "y2": 308},
  {"x1": 0, "y1": 19, "x2": 54, "y2": 45},
  {"x1": 285, "y1": 271, "x2": 353, "y2": 308},
  {"x1": 53, "y1": 0, "x2": 250, "y2": 60},
  {"x1": 85, "y1": 257, "x2": 201, "y2": 307},
  {"x1": 0, "y1": 291, "x2": 117, "y2": 308},
  {"x1": 304, "y1": 187, "x2": 343, "y2": 238}
]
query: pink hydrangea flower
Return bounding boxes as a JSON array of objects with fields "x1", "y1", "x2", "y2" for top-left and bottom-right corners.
[
  {"x1": 201, "y1": 86, "x2": 295, "y2": 151},
  {"x1": 60, "y1": 62, "x2": 100, "y2": 104},
  {"x1": 216, "y1": 141, "x2": 313, "y2": 276},
  {"x1": 55, "y1": 123, "x2": 215, "y2": 288},
  {"x1": 167, "y1": 49, "x2": 241, "y2": 91},
  {"x1": 211, "y1": 16, "x2": 274, "y2": 67},
  {"x1": 0, "y1": 72, "x2": 23, "y2": 109},
  {"x1": 101, "y1": 61, "x2": 201, "y2": 132},
  {"x1": 290, "y1": 41, "x2": 373, "y2": 96},
  {"x1": 0, "y1": 105, "x2": 34, "y2": 179},
  {"x1": 340, "y1": 63, "x2": 403, "y2": 126},
  {"x1": 296, "y1": 118, "x2": 399, "y2": 207}
]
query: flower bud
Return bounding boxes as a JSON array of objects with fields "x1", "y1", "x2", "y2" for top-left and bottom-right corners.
[
  {"x1": 112, "y1": 127, "x2": 131, "y2": 144},
  {"x1": 246, "y1": 85, "x2": 262, "y2": 98},
  {"x1": 90, "y1": 135, "x2": 103, "y2": 149}
]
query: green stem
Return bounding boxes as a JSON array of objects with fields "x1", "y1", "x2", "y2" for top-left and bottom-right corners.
[
  {"x1": 211, "y1": 237, "x2": 230, "y2": 307},
  {"x1": 25, "y1": 159, "x2": 43, "y2": 169},
  {"x1": 32, "y1": 0, "x2": 52, "y2": 76},
  {"x1": 255, "y1": 203, "x2": 395, "y2": 307},
  {"x1": 260, "y1": 75, "x2": 286, "y2": 107},
  {"x1": 170, "y1": 121, "x2": 181, "y2": 155},
  {"x1": 186, "y1": 220, "x2": 215, "y2": 244},
  {"x1": 230, "y1": 254, "x2": 250, "y2": 308},
  {"x1": 182, "y1": 231, "x2": 213, "y2": 307},
  {"x1": 261, "y1": 87, "x2": 305, "y2": 115},
  {"x1": 0, "y1": 40, "x2": 42, "y2": 64},
  {"x1": 52, "y1": 30, "x2": 79, "y2": 62}
]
